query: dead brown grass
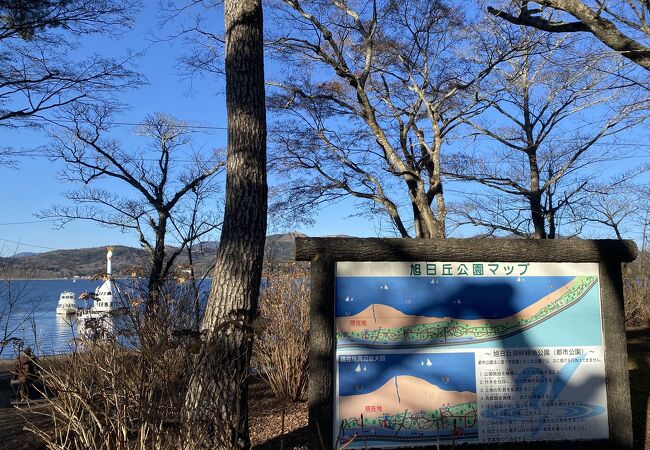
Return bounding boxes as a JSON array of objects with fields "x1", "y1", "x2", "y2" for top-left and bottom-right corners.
[{"x1": 254, "y1": 266, "x2": 309, "y2": 403}]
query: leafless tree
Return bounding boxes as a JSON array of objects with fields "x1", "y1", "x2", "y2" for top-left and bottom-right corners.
[
  {"x1": 0, "y1": 0, "x2": 142, "y2": 166},
  {"x1": 168, "y1": 180, "x2": 220, "y2": 327},
  {"x1": 487, "y1": 1, "x2": 650, "y2": 72},
  {"x1": 157, "y1": 0, "x2": 226, "y2": 82},
  {"x1": 0, "y1": 250, "x2": 35, "y2": 358},
  {"x1": 578, "y1": 180, "x2": 641, "y2": 240},
  {"x1": 265, "y1": 0, "x2": 518, "y2": 238},
  {"x1": 182, "y1": 0, "x2": 268, "y2": 448},
  {"x1": 39, "y1": 108, "x2": 224, "y2": 304},
  {"x1": 634, "y1": 185, "x2": 650, "y2": 252},
  {"x1": 447, "y1": 29, "x2": 643, "y2": 238}
]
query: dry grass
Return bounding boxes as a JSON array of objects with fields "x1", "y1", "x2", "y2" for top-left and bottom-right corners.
[
  {"x1": 254, "y1": 266, "x2": 309, "y2": 403},
  {"x1": 624, "y1": 256, "x2": 650, "y2": 328},
  {"x1": 624, "y1": 275, "x2": 650, "y2": 328},
  {"x1": 16, "y1": 283, "x2": 208, "y2": 450},
  {"x1": 22, "y1": 340, "x2": 192, "y2": 450}
]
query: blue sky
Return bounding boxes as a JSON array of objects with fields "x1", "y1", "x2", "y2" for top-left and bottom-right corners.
[
  {"x1": 1, "y1": 4, "x2": 649, "y2": 255},
  {"x1": 0, "y1": 5, "x2": 380, "y2": 255}
]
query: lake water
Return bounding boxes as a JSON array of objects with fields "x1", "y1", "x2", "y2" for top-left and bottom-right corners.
[
  {"x1": 0, "y1": 279, "x2": 102, "y2": 359},
  {"x1": 0, "y1": 279, "x2": 212, "y2": 359}
]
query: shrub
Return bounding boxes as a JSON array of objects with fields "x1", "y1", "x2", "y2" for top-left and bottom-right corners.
[
  {"x1": 254, "y1": 265, "x2": 309, "y2": 402},
  {"x1": 624, "y1": 264, "x2": 650, "y2": 328},
  {"x1": 20, "y1": 281, "x2": 223, "y2": 450}
]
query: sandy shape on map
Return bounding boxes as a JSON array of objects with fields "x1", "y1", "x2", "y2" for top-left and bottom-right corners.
[
  {"x1": 337, "y1": 278, "x2": 582, "y2": 334},
  {"x1": 339, "y1": 375, "x2": 475, "y2": 420}
]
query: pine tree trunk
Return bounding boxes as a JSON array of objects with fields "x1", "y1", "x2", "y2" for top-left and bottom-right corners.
[{"x1": 183, "y1": 0, "x2": 267, "y2": 448}]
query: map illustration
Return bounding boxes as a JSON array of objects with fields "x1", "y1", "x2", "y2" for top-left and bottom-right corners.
[
  {"x1": 334, "y1": 262, "x2": 607, "y2": 447},
  {"x1": 336, "y1": 275, "x2": 598, "y2": 348},
  {"x1": 336, "y1": 352, "x2": 477, "y2": 448}
]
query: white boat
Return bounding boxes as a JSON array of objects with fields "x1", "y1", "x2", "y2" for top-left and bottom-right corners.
[
  {"x1": 56, "y1": 291, "x2": 78, "y2": 315},
  {"x1": 77, "y1": 247, "x2": 120, "y2": 338},
  {"x1": 77, "y1": 309, "x2": 114, "y2": 339},
  {"x1": 93, "y1": 278, "x2": 118, "y2": 313},
  {"x1": 92, "y1": 247, "x2": 119, "y2": 312}
]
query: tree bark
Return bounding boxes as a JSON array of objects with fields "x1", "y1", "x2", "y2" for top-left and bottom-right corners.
[
  {"x1": 147, "y1": 210, "x2": 168, "y2": 305},
  {"x1": 183, "y1": 0, "x2": 267, "y2": 448},
  {"x1": 528, "y1": 150, "x2": 546, "y2": 239},
  {"x1": 529, "y1": 191, "x2": 547, "y2": 239}
]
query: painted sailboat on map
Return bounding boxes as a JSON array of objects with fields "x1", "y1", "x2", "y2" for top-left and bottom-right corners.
[
  {"x1": 336, "y1": 272, "x2": 599, "y2": 348},
  {"x1": 336, "y1": 352, "x2": 477, "y2": 448}
]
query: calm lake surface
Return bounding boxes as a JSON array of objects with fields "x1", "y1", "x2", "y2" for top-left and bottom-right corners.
[
  {"x1": 0, "y1": 279, "x2": 211, "y2": 359},
  {"x1": 1, "y1": 279, "x2": 101, "y2": 359}
]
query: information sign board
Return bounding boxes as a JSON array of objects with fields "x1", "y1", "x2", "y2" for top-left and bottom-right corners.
[{"x1": 334, "y1": 261, "x2": 608, "y2": 448}]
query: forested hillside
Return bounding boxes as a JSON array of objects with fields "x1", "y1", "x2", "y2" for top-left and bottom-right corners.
[{"x1": 0, "y1": 233, "x2": 305, "y2": 279}]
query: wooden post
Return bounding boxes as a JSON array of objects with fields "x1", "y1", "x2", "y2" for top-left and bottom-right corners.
[
  {"x1": 308, "y1": 254, "x2": 334, "y2": 449},
  {"x1": 600, "y1": 259, "x2": 634, "y2": 449}
]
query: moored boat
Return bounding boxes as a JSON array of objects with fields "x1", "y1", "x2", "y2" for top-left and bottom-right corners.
[
  {"x1": 56, "y1": 291, "x2": 78, "y2": 315},
  {"x1": 92, "y1": 247, "x2": 119, "y2": 312},
  {"x1": 78, "y1": 247, "x2": 119, "y2": 339}
]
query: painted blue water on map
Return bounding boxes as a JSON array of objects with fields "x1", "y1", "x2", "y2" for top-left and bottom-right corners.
[
  {"x1": 336, "y1": 276, "x2": 575, "y2": 319},
  {"x1": 460, "y1": 287, "x2": 603, "y2": 348},
  {"x1": 338, "y1": 352, "x2": 475, "y2": 396},
  {"x1": 0, "y1": 279, "x2": 210, "y2": 359}
]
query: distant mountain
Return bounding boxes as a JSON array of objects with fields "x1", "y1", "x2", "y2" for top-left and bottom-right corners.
[
  {"x1": 14, "y1": 252, "x2": 40, "y2": 258},
  {"x1": 0, "y1": 245, "x2": 150, "y2": 279},
  {"x1": 265, "y1": 232, "x2": 307, "y2": 262},
  {"x1": 0, "y1": 232, "x2": 307, "y2": 279}
]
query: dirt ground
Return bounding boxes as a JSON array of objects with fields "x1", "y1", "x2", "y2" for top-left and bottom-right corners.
[
  {"x1": 249, "y1": 377, "x2": 309, "y2": 450},
  {"x1": 0, "y1": 327, "x2": 648, "y2": 450}
]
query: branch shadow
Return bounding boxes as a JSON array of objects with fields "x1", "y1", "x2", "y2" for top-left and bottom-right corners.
[{"x1": 252, "y1": 425, "x2": 310, "y2": 450}]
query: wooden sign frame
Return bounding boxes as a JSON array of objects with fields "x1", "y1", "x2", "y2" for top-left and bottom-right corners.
[{"x1": 295, "y1": 238, "x2": 637, "y2": 449}]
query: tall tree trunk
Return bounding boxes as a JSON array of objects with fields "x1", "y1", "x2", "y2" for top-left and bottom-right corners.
[
  {"x1": 147, "y1": 211, "x2": 168, "y2": 306},
  {"x1": 411, "y1": 202, "x2": 427, "y2": 238},
  {"x1": 527, "y1": 150, "x2": 547, "y2": 239},
  {"x1": 529, "y1": 191, "x2": 547, "y2": 239},
  {"x1": 548, "y1": 210, "x2": 557, "y2": 239},
  {"x1": 431, "y1": 134, "x2": 446, "y2": 239},
  {"x1": 186, "y1": 244, "x2": 201, "y2": 331},
  {"x1": 183, "y1": 0, "x2": 267, "y2": 448}
]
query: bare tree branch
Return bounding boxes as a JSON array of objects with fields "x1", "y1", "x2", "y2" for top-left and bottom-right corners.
[
  {"x1": 488, "y1": 0, "x2": 650, "y2": 71},
  {"x1": 40, "y1": 110, "x2": 224, "y2": 303}
]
